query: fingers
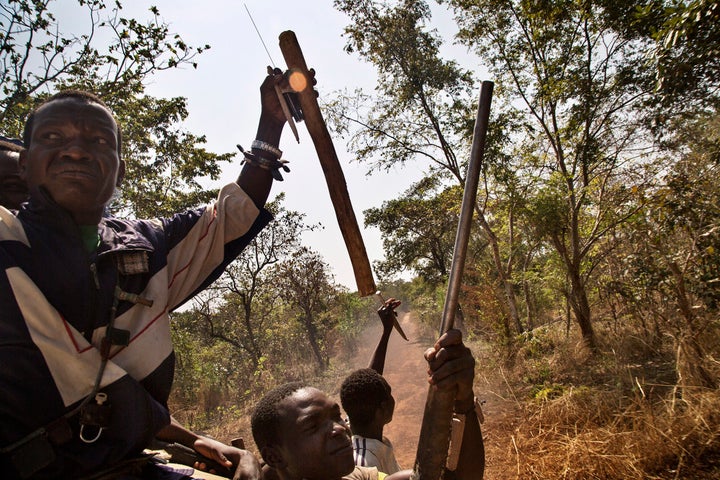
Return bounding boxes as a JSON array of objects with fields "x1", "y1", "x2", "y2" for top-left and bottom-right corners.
[
  {"x1": 424, "y1": 346, "x2": 437, "y2": 362},
  {"x1": 307, "y1": 67, "x2": 318, "y2": 96},
  {"x1": 377, "y1": 298, "x2": 401, "y2": 331},
  {"x1": 378, "y1": 301, "x2": 401, "y2": 334},
  {"x1": 378, "y1": 298, "x2": 401, "y2": 313},
  {"x1": 426, "y1": 340, "x2": 472, "y2": 374},
  {"x1": 215, "y1": 452, "x2": 231, "y2": 468},
  {"x1": 424, "y1": 328, "x2": 463, "y2": 363},
  {"x1": 434, "y1": 328, "x2": 463, "y2": 350},
  {"x1": 193, "y1": 460, "x2": 218, "y2": 474},
  {"x1": 233, "y1": 451, "x2": 262, "y2": 480},
  {"x1": 425, "y1": 329, "x2": 475, "y2": 393},
  {"x1": 427, "y1": 348, "x2": 474, "y2": 387},
  {"x1": 261, "y1": 67, "x2": 283, "y2": 85}
]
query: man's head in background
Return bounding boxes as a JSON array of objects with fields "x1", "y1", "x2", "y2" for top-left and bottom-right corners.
[
  {"x1": 0, "y1": 138, "x2": 28, "y2": 209},
  {"x1": 341, "y1": 368, "x2": 395, "y2": 432}
]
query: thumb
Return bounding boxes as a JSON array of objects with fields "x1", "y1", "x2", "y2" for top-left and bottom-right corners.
[{"x1": 214, "y1": 451, "x2": 231, "y2": 467}]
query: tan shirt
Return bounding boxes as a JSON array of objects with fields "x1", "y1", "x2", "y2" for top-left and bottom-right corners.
[{"x1": 344, "y1": 465, "x2": 384, "y2": 480}]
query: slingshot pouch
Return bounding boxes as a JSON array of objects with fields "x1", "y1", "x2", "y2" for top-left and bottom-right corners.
[
  {"x1": 7, "y1": 416, "x2": 72, "y2": 478},
  {"x1": 10, "y1": 434, "x2": 55, "y2": 479}
]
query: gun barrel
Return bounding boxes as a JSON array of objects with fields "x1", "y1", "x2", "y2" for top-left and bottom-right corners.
[{"x1": 411, "y1": 80, "x2": 494, "y2": 480}]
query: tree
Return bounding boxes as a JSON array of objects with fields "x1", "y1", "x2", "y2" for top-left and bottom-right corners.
[
  {"x1": 184, "y1": 195, "x2": 318, "y2": 371},
  {"x1": 0, "y1": 0, "x2": 229, "y2": 216},
  {"x1": 1, "y1": 1, "x2": 206, "y2": 123},
  {"x1": 446, "y1": 0, "x2": 658, "y2": 349},
  {"x1": 364, "y1": 175, "x2": 462, "y2": 284},
  {"x1": 614, "y1": 113, "x2": 720, "y2": 390},
  {"x1": 332, "y1": 0, "x2": 526, "y2": 333},
  {"x1": 650, "y1": 0, "x2": 720, "y2": 111},
  {"x1": 169, "y1": 309, "x2": 244, "y2": 412},
  {"x1": 275, "y1": 247, "x2": 338, "y2": 370}
]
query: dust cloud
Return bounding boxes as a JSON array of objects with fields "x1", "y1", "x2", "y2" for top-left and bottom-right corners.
[{"x1": 342, "y1": 312, "x2": 434, "y2": 469}]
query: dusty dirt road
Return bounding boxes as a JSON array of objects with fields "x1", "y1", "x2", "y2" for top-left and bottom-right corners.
[{"x1": 380, "y1": 313, "x2": 433, "y2": 468}]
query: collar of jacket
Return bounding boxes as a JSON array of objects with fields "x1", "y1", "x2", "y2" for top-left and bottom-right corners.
[{"x1": 18, "y1": 187, "x2": 155, "y2": 256}]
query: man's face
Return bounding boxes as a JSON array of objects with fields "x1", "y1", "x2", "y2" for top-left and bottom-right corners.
[
  {"x1": 0, "y1": 149, "x2": 28, "y2": 209},
  {"x1": 20, "y1": 97, "x2": 124, "y2": 224},
  {"x1": 272, "y1": 387, "x2": 355, "y2": 480}
]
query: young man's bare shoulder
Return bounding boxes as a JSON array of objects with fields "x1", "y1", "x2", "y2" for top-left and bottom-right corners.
[
  {"x1": 345, "y1": 466, "x2": 412, "y2": 480},
  {"x1": 344, "y1": 465, "x2": 380, "y2": 480}
]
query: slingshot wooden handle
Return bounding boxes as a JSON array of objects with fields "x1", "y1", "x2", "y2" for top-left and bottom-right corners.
[{"x1": 278, "y1": 30, "x2": 376, "y2": 297}]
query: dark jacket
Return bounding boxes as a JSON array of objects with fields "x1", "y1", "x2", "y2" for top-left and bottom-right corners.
[{"x1": 0, "y1": 183, "x2": 271, "y2": 479}]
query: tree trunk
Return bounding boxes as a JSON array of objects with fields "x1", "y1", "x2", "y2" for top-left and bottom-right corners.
[
  {"x1": 669, "y1": 261, "x2": 717, "y2": 391},
  {"x1": 475, "y1": 204, "x2": 524, "y2": 334},
  {"x1": 522, "y1": 247, "x2": 536, "y2": 330},
  {"x1": 303, "y1": 314, "x2": 326, "y2": 370},
  {"x1": 243, "y1": 301, "x2": 262, "y2": 368},
  {"x1": 676, "y1": 334, "x2": 717, "y2": 391},
  {"x1": 568, "y1": 269, "x2": 595, "y2": 350}
]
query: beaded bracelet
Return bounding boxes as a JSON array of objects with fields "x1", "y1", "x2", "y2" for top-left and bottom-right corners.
[
  {"x1": 237, "y1": 145, "x2": 290, "y2": 181},
  {"x1": 251, "y1": 139, "x2": 282, "y2": 159}
]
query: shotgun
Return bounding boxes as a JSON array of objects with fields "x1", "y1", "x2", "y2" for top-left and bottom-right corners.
[
  {"x1": 411, "y1": 80, "x2": 494, "y2": 480},
  {"x1": 159, "y1": 442, "x2": 234, "y2": 478}
]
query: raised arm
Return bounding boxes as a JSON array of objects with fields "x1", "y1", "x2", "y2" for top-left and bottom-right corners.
[
  {"x1": 368, "y1": 297, "x2": 401, "y2": 374},
  {"x1": 236, "y1": 68, "x2": 287, "y2": 209},
  {"x1": 384, "y1": 329, "x2": 484, "y2": 480}
]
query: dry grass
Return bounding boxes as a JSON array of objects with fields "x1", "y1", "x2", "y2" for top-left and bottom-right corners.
[
  {"x1": 479, "y1": 322, "x2": 720, "y2": 479},
  {"x1": 484, "y1": 388, "x2": 720, "y2": 479}
]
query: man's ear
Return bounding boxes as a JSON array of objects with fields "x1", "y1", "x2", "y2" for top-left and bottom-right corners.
[
  {"x1": 261, "y1": 445, "x2": 287, "y2": 470},
  {"x1": 116, "y1": 159, "x2": 126, "y2": 187},
  {"x1": 378, "y1": 399, "x2": 394, "y2": 421}
]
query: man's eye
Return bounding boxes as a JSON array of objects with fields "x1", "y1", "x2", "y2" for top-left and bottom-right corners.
[
  {"x1": 95, "y1": 137, "x2": 109, "y2": 145},
  {"x1": 303, "y1": 422, "x2": 320, "y2": 433},
  {"x1": 42, "y1": 132, "x2": 62, "y2": 141}
]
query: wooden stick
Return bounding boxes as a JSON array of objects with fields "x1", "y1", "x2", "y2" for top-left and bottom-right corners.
[{"x1": 278, "y1": 30, "x2": 376, "y2": 297}]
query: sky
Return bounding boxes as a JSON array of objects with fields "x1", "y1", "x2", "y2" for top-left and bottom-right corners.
[{"x1": 100, "y1": 0, "x2": 473, "y2": 291}]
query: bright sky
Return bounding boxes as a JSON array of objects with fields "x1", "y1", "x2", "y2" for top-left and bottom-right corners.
[{"x1": 112, "y1": 0, "x2": 468, "y2": 291}]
